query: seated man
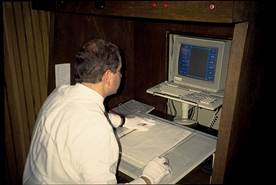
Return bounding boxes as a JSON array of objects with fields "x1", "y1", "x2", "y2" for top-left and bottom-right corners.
[{"x1": 23, "y1": 39, "x2": 171, "y2": 184}]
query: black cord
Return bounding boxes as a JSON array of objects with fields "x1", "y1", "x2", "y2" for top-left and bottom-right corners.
[
  {"x1": 188, "y1": 106, "x2": 195, "y2": 119},
  {"x1": 209, "y1": 107, "x2": 221, "y2": 128}
]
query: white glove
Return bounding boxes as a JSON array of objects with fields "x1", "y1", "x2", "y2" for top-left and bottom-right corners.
[
  {"x1": 124, "y1": 116, "x2": 156, "y2": 131},
  {"x1": 108, "y1": 113, "x2": 122, "y2": 128},
  {"x1": 141, "y1": 156, "x2": 171, "y2": 184}
]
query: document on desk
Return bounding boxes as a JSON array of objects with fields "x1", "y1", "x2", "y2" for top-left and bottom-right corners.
[
  {"x1": 119, "y1": 118, "x2": 192, "y2": 169},
  {"x1": 116, "y1": 127, "x2": 136, "y2": 138}
]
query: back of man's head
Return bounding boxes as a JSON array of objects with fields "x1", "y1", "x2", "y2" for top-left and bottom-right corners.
[{"x1": 74, "y1": 39, "x2": 121, "y2": 83}]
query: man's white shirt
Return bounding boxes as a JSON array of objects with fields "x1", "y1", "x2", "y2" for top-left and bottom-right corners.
[{"x1": 23, "y1": 83, "x2": 119, "y2": 184}]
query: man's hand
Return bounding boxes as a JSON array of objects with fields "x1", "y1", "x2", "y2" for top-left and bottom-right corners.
[
  {"x1": 108, "y1": 113, "x2": 122, "y2": 128},
  {"x1": 141, "y1": 156, "x2": 171, "y2": 184}
]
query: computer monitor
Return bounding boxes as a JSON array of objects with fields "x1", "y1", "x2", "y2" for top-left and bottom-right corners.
[{"x1": 168, "y1": 34, "x2": 231, "y2": 93}]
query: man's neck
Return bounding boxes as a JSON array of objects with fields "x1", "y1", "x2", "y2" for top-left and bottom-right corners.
[{"x1": 81, "y1": 82, "x2": 106, "y2": 98}]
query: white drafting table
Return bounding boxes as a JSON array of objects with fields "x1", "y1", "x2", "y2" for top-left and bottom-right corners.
[{"x1": 117, "y1": 113, "x2": 217, "y2": 184}]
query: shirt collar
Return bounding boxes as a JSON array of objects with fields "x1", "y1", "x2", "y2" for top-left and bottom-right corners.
[{"x1": 75, "y1": 83, "x2": 105, "y2": 110}]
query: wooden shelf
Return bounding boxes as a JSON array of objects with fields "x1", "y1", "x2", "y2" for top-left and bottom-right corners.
[{"x1": 55, "y1": 1, "x2": 250, "y2": 23}]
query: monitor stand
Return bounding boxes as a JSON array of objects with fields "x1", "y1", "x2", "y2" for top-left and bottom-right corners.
[{"x1": 173, "y1": 103, "x2": 197, "y2": 125}]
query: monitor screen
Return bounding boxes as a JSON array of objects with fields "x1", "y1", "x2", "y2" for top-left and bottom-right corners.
[{"x1": 169, "y1": 34, "x2": 231, "y2": 93}]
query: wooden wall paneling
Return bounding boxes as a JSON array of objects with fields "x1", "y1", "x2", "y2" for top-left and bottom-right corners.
[
  {"x1": 101, "y1": 17, "x2": 136, "y2": 108},
  {"x1": 222, "y1": 22, "x2": 259, "y2": 183},
  {"x1": 212, "y1": 3, "x2": 270, "y2": 182},
  {"x1": 49, "y1": 13, "x2": 94, "y2": 93},
  {"x1": 211, "y1": 22, "x2": 249, "y2": 183},
  {"x1": 82, "y1": 15, "x2": 136, "y2": 108},
  {"x1": 56, "y1": 1, "x2": 249, "y2": 23},
  {"x1": 52, "y1": 13, "x2": 83, "y2": 65},
  {"x1": 133, "y1": 21, "x2": 168, "y2": 112}
]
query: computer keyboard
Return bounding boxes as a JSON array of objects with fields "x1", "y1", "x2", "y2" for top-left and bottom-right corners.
[
  {"x1": 158, "y1": 82, "x2": 217, "y2": 105},
  {"x1": 146, "y1": 81, "x2": 223, "y2": 110},
  {"x1": 184, "y1": 93, "x2": 216, "y2": 104},
  {"x1": 159, "y1": 82, "x2": 193, "y2": 97}
]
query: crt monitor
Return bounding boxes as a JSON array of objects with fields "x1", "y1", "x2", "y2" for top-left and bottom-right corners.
[{"x1": 168, "y1": 34, "x2": 232, "y2": 93}]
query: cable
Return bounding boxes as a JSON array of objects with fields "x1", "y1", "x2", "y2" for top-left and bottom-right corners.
[
  {"x1": 209, "y1": 107, "x2": 221, "y2": 128},
  {"x1": 194, "y1": 103, "x2": 199, "y2": 123},
  {"x1": 188, "y1": 106, "x2": 195, "y2": 119}
]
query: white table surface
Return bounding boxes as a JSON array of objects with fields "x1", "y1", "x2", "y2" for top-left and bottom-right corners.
[{"x1": 117, "y1": 113, "x2": 217, "y2": 184}]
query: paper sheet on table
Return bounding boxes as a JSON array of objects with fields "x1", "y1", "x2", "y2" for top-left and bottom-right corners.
[{"x1": 119, "y1": 119, "x2": 192, "y2": 169}]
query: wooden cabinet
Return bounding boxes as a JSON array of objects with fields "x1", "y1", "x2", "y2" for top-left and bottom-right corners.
[{"x1": 48, "y1": 1, "x2": 268, "y2": 183}]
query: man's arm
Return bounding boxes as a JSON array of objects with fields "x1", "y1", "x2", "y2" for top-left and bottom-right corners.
[{"x1": 108, "y1": 112, "x2": 125, "y2": 128}]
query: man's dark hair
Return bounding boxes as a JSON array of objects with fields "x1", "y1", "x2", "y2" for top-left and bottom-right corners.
[{"x1": 74, "y1": 39, "x2": 121, "y2": 83}]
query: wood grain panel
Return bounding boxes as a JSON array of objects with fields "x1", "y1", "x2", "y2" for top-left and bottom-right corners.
[
  {"x1": 211, "y1": 22, "x2": 248, "y2": 183},
  {"x1": 56, "y1": 1, "x2": 249, "y2": 23}
]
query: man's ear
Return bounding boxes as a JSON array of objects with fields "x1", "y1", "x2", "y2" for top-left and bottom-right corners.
[{"x1": 102, "y1": 70, "x2": 112, "y2": 86}]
